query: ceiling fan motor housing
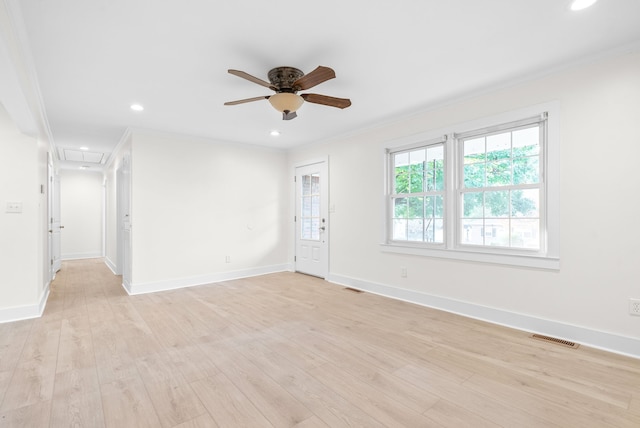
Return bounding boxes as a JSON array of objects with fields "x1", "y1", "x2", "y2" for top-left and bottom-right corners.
[{"x1": 268, "y1": 67, "x2": 304, "y2": 93}]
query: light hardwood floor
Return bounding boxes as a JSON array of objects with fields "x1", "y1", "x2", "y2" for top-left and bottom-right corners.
[{"x1": 0, "y1": 259, "x2": 639, "y2": 427}]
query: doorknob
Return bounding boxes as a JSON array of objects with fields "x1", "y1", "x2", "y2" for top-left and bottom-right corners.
[{"x1": 320, "y1": 226, "x2": 326, "y2": 231}]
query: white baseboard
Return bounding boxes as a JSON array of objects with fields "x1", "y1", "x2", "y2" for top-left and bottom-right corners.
[
  {"x1": 124, "y1": 264, "x2": 290, "y2": 296},
  {"x1": 0, "y1": 281, "x2": 50, "y2": 324},
  {"x1": 62, "y1": 252, "x2": 103, "y2": 260},
  {"x1": 327, "y1": 273, "x2": 640, "y2": 360},
  {"x1": 104, "y1": 257, "x2": 118, "y2": 275}
]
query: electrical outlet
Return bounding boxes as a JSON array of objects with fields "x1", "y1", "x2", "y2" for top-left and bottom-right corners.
[
  {"x1": 400, "y1": 267, "x2": 407, "y2": 278},
  {"x1": 630, "y1": 298, "x2": 640, "y2": 316},
  {"x1": 225, "y1": 255, "x2": 231, "y2": 263},
  {"x1": 5, "y1": 202, "x2": 22, "y2": 213}
]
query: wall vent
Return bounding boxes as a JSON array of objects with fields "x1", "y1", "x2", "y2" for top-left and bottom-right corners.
[
  {"x1": 344, "y1": 287, "x2": 363, "y2": 293},
  {"x1": 531, "y1": 334, "x2": 579, "y2": 349}
]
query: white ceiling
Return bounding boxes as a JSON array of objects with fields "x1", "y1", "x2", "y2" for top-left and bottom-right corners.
[{"x1": 7, "y1": 0, "x2": 640, "y2": 170}]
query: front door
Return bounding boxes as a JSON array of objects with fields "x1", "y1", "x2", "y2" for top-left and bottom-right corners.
[{"x1": 295, "y1": 161, "x2": 328, "y2": 278}]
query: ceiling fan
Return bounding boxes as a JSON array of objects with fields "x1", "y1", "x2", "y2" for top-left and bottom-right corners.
[{"x1": 224, "y1": 66, "x2": 351, "y2": 120}]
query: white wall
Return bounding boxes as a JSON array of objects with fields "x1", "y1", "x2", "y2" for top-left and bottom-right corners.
[
  {"x1": 127, "y1": 130, "x2": 289, "y2": 292},
  {"x1": 59, "y1": 169, "x2": 103, "y2": 259},
  {"x1": 0, "y1": 103, "x2": 40, "y2": 315},
  {"x1": 0, "y1": 0, "x2": 52, "y2": 323},
  {"x1": 288, "y1": 49, "x2": 640, "y2": 356}
]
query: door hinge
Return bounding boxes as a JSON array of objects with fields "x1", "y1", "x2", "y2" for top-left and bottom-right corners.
[
  {"x1": 294, "y1": 256, "x2": 296, "y2": 262},
  {"x1": 294, "y1": 215, "x2": 296, "y2": 222},
  {"x1": 294, "y1": 176, "x2": 296, "y2": 182}
]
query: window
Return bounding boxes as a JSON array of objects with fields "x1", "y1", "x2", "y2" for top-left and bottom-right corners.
[
  {"x1": 459, "y1": 117, "x2": 544, "y2": 251},
  {"x1": 390, "y1": 140, "x2": 445, "y2": 243},
  {"x1": 384, "y1": 104, "x2": 559, "y2": 269}
]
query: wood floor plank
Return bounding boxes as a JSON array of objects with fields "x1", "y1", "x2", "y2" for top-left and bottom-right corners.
[
  {"x1": 141, "y1": 376, "x2": 207, "y2": 428},
  {"x1": 394, "y1": 363, "x2": 562, "y2": 427},
  {"x1": 0, "y1": 399, "x2": 51, "y2": 428},
  {"x1": 18, "y1": 319, "x2": 61, "y2": 362},
  {"x1": 100, "y1": 374, "x2": 162, "y2": 428},
  {"x1": 91, "y1": 324, "x2": 139, "y2": 385},
  {"x1": 0, "y1": 370, "x2": 13, "y2": 410},
  {"x1": 190, "y1": 371, "x2": 275, "y2": 427},
  {"x1": 135, "y1": 353, "x2": 208, "y2": 428},
  {"x1": 464, "y1": 372, "x2": 639, "y2": 428},
  {"x1": 292, "y1": 415, "x2": 331, "y2": 428},
  {"x1": 264, "y1": 329, "x2": 440, "y2": 415},
  {"x1": 0, "y1": 320, "x2": 32, "y2": 372},
  {"x1": 163, "y1": 345, "x2": 219, "y2": 383},
  {"x1": 0, "y1": 354, "x2": 57, "y2": 412},
  {"x1": 171, "y1": 412, "x2": 219, "y2": 428},
  {"x1": 50, "y1": 389, "x2": 105, "y2": 428},
  {"x1": 199, "y1": 342, "x2": 314, "y2": 427},
  {"x1": 51, "y1": 366, "x2": 104, "y2": 426},
  {"x1": 423, "y1": 399, "x2": 501, "y2": 428},
  {"x1": 231, "y1": 340, "x2": 388, "y2": 428},
  {"x1": 630, "y1": 394, "x2": 640, "y2": 417},
  {"x1": 308, "y1": 361, "x2": 438, "y2": 427},
  {"x1": 56, "y1": 318, "x2": 96, "y2": 373}
]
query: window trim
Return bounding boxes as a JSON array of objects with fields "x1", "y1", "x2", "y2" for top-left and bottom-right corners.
[{"x1": 381, "y1": 101, "x2": 560, "y2": 270}]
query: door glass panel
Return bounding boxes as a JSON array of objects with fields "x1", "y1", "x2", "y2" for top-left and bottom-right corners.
[
  {"x1": 311, "y1": 173, "x2": 320, "y2": 194},
  {"x1": 300, "y1": 173, "x2": 321, "y2": 241},
  {"x1": 302, "y1": 175, "x2": 311, "y2": 196},
  {"x1": 302, "y1": 196, "x2": 311, "y2": 217}
]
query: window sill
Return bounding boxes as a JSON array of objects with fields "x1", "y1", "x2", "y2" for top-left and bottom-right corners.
[{"x1": 380, "y1": 243, "x2": 559, "y2": 270}]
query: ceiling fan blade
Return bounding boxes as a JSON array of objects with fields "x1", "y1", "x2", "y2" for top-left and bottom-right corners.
[
  {"x1": 283, "y1": 111, "x2": 297, "y2": 120},
  {"x1": 224, "y1": 96, "x2": 270, "y2": 106},
  {"x1": 228, "y1": 69, "x2": 275, "y2": 90},
  {"x1": 301, "y1": 93, "x2": 351, "y2": 109},
  {"x1": 293, "y1": 66, "x2": 336, "y2": 90}
]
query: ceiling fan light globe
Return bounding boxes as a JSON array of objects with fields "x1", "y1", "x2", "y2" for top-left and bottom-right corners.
[{"x1": 269, "y1": 93, "x2": 304, "y2": 113}]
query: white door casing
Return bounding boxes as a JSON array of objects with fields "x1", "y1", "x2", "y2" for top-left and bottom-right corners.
[{"x1": 295, "y1": 161, "x2": 328, "y2": 278}]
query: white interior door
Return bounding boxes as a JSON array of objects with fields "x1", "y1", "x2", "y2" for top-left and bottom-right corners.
[
  {"x1": 47, "y1": 154, "x2": 61, "y2": 280},
  {"x1": 117, "y1": 157, "x2": 132, "y2": 286},
  {"x1": 295, "y1": 161, "x2": 328, "y2": 278},
  {"x1": 48, "y1": 157, "x2": 62, "y2": 277}
]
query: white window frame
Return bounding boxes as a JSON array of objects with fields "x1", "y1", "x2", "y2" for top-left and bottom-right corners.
[{"x1": 381, "y1": 102, "x2": 559, "y2": 269}]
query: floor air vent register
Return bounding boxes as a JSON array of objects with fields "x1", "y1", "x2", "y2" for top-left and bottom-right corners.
[{"x1": 531, "y1": 334, "x2": 580, "y2": 349}]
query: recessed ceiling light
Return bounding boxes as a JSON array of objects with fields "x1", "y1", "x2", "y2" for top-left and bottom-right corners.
[
  {"x1": 79, "y1": 146, "x2": 89, "y2": 151},
  {"x1": 130, "y1": 103, "x2": 144, "y2": 112},
  {"x1": 270, "y1": 130, "x2": 280, "y2": 137},
  {"x1": 570, "y1": 0, "x2": 598, "y2": 11},
  {"x1": 79, "y1": 165, "x2": 90, "y2": 170}
]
